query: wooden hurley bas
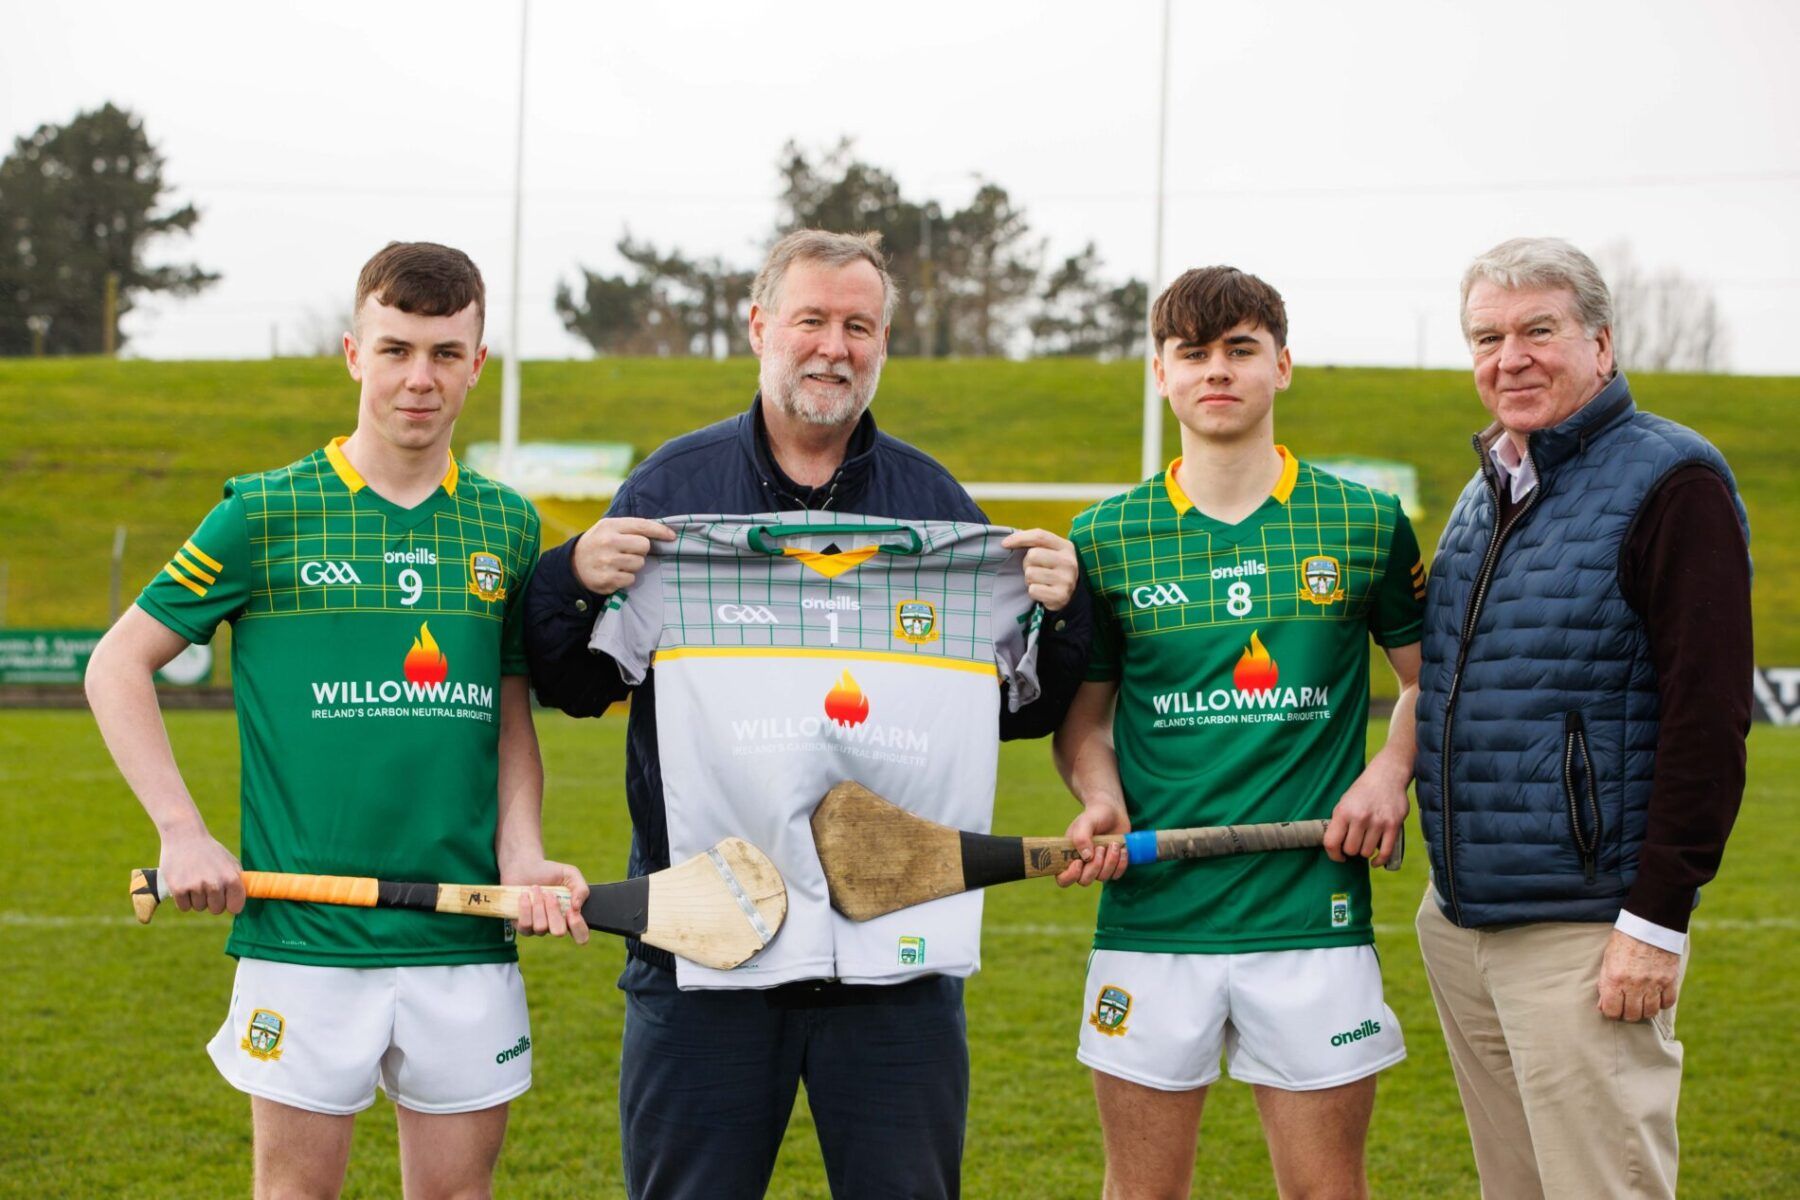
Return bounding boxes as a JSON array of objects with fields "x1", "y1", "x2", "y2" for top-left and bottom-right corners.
[
  {"x1": 130, "y1": 837, "x2": 788, "y2": 971},
  {"x1": 811, "y1": 781, "x2": 1399, "y2": 922}
]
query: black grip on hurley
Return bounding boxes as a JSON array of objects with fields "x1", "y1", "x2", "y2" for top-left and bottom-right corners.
[
  {"x1": 377, "y1": 881, "x2": 441, "y2": 911},
  {"x1": 579, "y1": 875, "x2": 650, "y2": 938},
  {"x1": 958, "y1": 831, "x2": 1029, "y2": 890}
]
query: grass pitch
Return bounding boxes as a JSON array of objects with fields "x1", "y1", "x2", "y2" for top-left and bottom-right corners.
[{"x1": 1, "y1": 712, "x2": 1794, "y2": 1198}]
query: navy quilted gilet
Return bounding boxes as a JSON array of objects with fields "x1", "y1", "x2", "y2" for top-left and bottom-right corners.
[{"x1": 1414, "y1": 373, "x2": 1749, "y2": 928}]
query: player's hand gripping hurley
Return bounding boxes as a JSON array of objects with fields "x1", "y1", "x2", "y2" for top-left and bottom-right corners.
[
  {"x1": 131, "y1": 838, "x2": 788, "y2": 970},
  {"x1": 812, "y1": 781, "x2": 1401, "y2": 921}
]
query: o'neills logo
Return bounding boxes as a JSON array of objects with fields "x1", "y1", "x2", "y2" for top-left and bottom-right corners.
[
  {"x1": 1149, "y1": 631, "x2": 1330, "y2": 729},
  {"x1": 728, "y1": 668, "x2": 929, "y2": 766},
  {"x1": 1331, "y1": 1018, "x2": 1382, "y2": 1047},
  {"x1": 307, "y1": 622, "x2": 495, "y2": 720},
  {"x1": 824, "y1": 671, "x2": 870, "y2": 726}
]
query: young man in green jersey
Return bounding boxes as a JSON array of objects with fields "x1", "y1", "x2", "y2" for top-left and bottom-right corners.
[
  {"x1": 1054, "y1": 266, "x2": 1424, "y2": 1198},
  {"x1": 87, "y1": 242, "x2": 589, "y2": 1199}
]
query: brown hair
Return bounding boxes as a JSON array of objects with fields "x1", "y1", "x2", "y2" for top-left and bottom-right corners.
[
  {"x1": 1151, "y1": 266, "x2": 1288, "y2": 351},
  {"x1": 354, "y1": 241, "x2": 486, "y2": 337}
]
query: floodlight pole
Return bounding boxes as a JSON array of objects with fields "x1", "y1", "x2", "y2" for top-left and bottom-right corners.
[
  {"x1": 1140, "y1": 0, "x2": 1172, "y2": 481},
  {"x1": 498, "y1": 0, "x2": 530, "y2": 482}
]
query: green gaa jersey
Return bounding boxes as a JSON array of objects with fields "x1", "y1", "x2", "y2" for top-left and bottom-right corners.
[
  {"x1": 1071, "y1": 448, "x2": 1424, "y2": 954},
  {"x1": 137, "y1": 438, "x2": 539, "y2": 967}
]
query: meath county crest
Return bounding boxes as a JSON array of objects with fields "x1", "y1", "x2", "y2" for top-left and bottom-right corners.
[
  {"x1": 894, "y1": 599, "x2": 939, "y2": 644},
  {"x1": 1089, "y1": 985, "x2": 1132, "y2": 1037},
  {"x1": 468, "y1": 551, "x2": 507, "y2": 602},
  {"x1": 242, "y1": 1009, "x2": 285, "y2": 1061},
  {"x1": 1300, "y1": 554, "x2": 1345, "y2": 606}
]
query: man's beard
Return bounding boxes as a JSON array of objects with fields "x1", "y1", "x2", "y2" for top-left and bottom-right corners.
[{"x1": 761, "y1": 352, "x2": 883, "y2": 428}]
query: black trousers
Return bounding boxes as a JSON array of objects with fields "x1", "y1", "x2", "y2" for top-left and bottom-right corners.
[{"x1": 617, "y1": 957, "x2": 969, "y2": 1199}]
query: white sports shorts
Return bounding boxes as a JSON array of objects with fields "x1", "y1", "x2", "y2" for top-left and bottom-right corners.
[
  {"x1": 207, "y1": 958, "x2": 532, "y2": 1116},
  {"x1": 1077, "y1": 945, "x2": 1404, "y2": 1092}
]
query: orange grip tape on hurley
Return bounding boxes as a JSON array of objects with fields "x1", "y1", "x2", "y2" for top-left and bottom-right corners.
[{"x1": 242, "y1": 871, "x2": 380, "y2": 907}]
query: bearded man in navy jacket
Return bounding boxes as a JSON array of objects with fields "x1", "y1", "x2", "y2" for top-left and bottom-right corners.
[
  {"x1": 1413, "y1": 237, "x2": 1752, "y2": 1200},
  {"x1": 524, "y1": 229, "x2": 1090, "y2": 1200}
]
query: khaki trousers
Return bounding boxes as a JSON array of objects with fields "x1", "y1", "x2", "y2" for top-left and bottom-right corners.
[{"x1": 1414, "y1": 889, "x2": 1686, "y2": 1199}]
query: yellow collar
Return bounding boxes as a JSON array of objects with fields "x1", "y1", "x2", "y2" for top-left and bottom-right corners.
[
  {"x1": 325, "y1": 436, "x2": 459, "y2": 496},
  {"x1": 1164, "y1": 445, "x2": 1298, "y2": 516}
]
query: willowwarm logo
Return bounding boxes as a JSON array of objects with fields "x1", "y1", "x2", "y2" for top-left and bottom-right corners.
[
  {"x1": 404, "y1": 623, "x2": 449, "y2": 684},
  {"x1": 1232, "y1": 630, "x2": 1279, "y2": 693},
  {"x1": 825, "y1": 671, "x2": 871, "y2": 727},
  {"x1": 307, "y1": 621, "x2": 493, "y2": 720}
]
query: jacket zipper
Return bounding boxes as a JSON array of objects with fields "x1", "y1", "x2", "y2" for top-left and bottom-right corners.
[
  {"x1": 1438, "y1": 443, "x2": 1541, "y2": 923},
  {"x1": 1563, "y1": 711, "x2": 1602, "y2": 882}
]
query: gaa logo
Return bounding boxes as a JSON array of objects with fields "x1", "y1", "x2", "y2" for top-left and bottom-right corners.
[
  {"x1": 717, "y1": 604, "x2": 780, "y2": 624},
  {"x1": 300, "y1": 561, "x2": 363, "y2": 586},
  {"x1": 1130, "y1": 582, "x2": 1190, "y2": 609}
]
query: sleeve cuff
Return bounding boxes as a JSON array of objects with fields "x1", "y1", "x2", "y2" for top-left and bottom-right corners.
[
  {"x1": 1615, "y1": 909, "x2": 1687, "y2": 955},
  {"x1": 543, "y1": 537, "x2": 609, "y2": 615},
  {"x1": 133, "y1": 596, "x2": 212, "y2": 646}
]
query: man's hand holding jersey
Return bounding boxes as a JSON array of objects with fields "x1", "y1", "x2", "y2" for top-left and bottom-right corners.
[
  {"x1": 572, "y1": 517, "x2": 676, "y2": 595},
  {"x1": 1001, "y1": 528, "x2": 1080, "y2": 611}
]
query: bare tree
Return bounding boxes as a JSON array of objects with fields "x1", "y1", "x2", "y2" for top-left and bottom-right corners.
[
  {"x1": 293, "y1": 303, "x2": 353, "y2": 357},
  {"x1": 1597, "y1": 241, "x2": 1730, "y2": 373}
]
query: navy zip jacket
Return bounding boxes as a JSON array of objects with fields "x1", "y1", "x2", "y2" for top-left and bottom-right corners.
[{"x1": 524, "y1": 395, "x2": 1094, "y2": 968}]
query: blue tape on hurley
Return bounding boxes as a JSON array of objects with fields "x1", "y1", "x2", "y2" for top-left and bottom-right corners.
[{"x1": 1123, "y1": 830, "x2": 1159, "y2": 866}]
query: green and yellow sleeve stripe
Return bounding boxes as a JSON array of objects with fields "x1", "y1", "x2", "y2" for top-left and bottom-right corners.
[{"x1": 165, "y1": 540, "x2": 224, "y2": 597}]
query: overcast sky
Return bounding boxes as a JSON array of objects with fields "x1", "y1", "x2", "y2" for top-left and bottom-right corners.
[{"x1": 5, "y1": 0, "x2": 1797, "y2": 372}]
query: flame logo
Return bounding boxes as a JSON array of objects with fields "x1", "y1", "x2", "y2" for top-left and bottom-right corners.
[
  {"x1": 824, "y1": 670, "x2": 870, "y2": 726},
  {"x1": 403, "y1": 622, "x2": 450, "y2": 684},
  {"x1": 1232, "y1": 630, "x2": 1279, "y2": 693}
]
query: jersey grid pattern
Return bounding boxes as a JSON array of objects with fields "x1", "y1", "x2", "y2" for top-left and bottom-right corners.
[
  {"x1": 230, "y1": 451, "x2": 537, "y2": 622},
  {"x1": 660, "y1": 511, "x2": 1005, "y2": 659},
  {"x1": 1073, "y1": 463, "x2": 1397, "y2": 640}
]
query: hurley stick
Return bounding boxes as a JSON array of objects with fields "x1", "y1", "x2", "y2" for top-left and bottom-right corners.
[
  {"x1": 811, "y1": 781, "x2": 1401, "y2": 922},
  {"x1": 131, "y1": 837, "x2": 788, "y2": 971}
]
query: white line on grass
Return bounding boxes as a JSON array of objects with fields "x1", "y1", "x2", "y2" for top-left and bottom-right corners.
[
  {"x1": 0, "y1": 913, "x2": 211, "y2": 927},
  {"x1": 986, "y1": 918, "x2": 1800, "y2": 937}
]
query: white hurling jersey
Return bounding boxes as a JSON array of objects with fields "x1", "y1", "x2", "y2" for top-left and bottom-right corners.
[{"x1": 590, "y1": 511, "x2": 1043, "y2": 989}]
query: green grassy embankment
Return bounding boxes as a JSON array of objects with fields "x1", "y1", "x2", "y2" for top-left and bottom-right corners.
[{"x1": 3, "y1": 357, "x2": 1794, "y2": 673}]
